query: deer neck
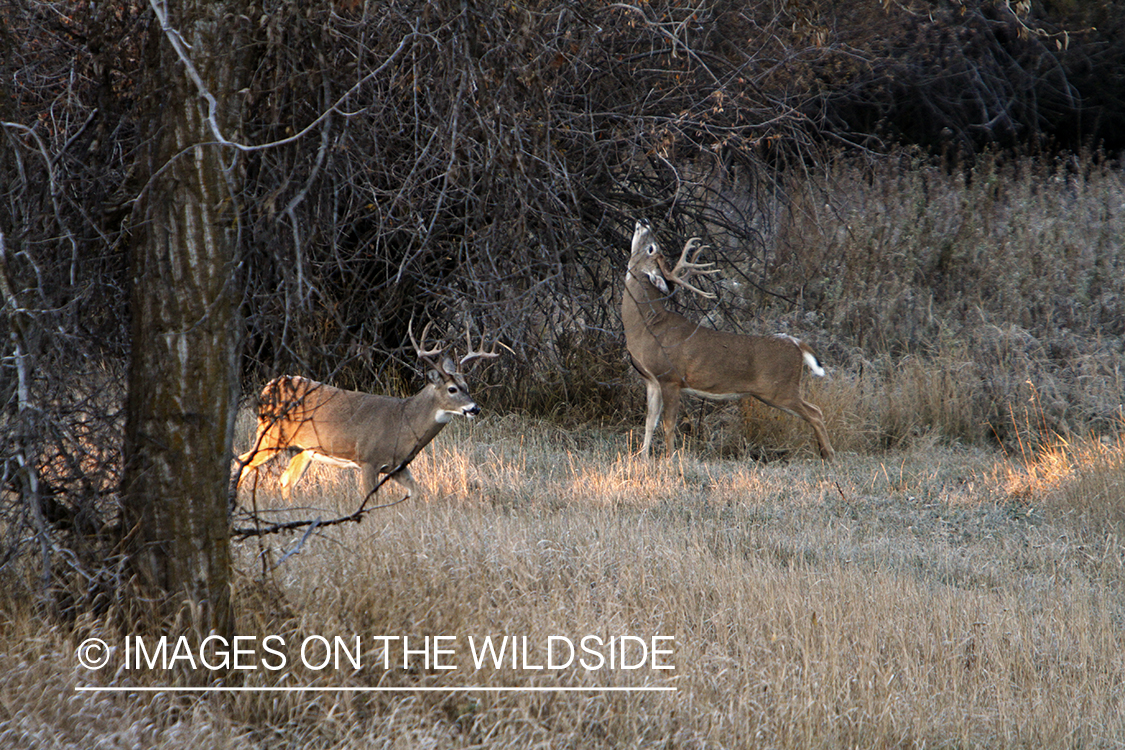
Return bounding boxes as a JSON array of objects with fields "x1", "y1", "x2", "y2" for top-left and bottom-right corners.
[
  {"x1": 401, "y1": 385, "x2": 451, "y2": 452},
  {"x1": 623, "y1": 267, "x2": 675, "y2": 327}
]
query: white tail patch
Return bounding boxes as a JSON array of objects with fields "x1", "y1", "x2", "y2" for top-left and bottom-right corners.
[
  {"x1": 625, "y1": 220, "x2": 835, "y2": 460},
  {"x1": 802, "y1": 350, "x2": 826, "y2": 378}
]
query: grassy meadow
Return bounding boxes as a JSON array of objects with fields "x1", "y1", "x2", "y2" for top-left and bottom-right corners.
[
  {"x1": 3, "y1": 153, "x2": 1125, "y2": 748},
  {"x1": 5, "y1": 407, "x2": 1125, "y2": 748}
]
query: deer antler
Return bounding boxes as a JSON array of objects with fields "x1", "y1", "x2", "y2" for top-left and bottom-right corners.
[
  {"x1": 459, "y1": 316, "x2": 501, "y2": 370},
  {"x1": 658, "y1": 237, "x2": 718, "y2": 299},
  {"x1": 407, "y1": 318, "x2": 446, "y2": 370}
]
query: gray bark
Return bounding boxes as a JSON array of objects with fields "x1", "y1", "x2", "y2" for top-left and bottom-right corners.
[{"x1": 121, "y1": 0, "x2": 245, "y2": 640}]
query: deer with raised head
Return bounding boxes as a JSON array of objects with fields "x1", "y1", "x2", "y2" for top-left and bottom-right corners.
[
  {"x1": 236, "y1": 320, "x2": 499, "y2": 501},
  {"x1": 622, "y1": 219, "x2": 834, "y2": 460}
]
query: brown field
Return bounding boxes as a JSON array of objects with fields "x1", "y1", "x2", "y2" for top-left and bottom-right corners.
[
  {"x1": 4, "y1": 401, "x2": 1124, "y2": 748},
  {"x1": 3, "y1": 152, "x2": 1124, "y2": 748}
]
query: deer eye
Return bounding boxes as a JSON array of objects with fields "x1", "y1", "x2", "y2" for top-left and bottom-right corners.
[{"x1": 447, "y1": 386, "x2": 459, "y2": 395}]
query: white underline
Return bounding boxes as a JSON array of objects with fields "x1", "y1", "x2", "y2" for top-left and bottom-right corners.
[{"x1": 76, "y1": 685, "x2": 676, "y2": 693}]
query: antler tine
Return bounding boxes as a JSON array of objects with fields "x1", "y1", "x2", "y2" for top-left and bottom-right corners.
[
  {"x1": 659, "y1": 237, "x2": 719, "y2": 299},
  {"x1": 407, "y1": 317, "x2": 446, "y2": 367},
  {"x1": 676, "y1": 237, "x2": 719, "y2": 275},
  {"x1": 458, "y1": 316, "x2": 501, "y2": 370}
]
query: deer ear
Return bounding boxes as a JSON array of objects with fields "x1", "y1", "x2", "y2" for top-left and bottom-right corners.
[
  {"x1": 645, "y1": 269, "x2": 670, "y2": 294},
  {"x1": 427, "y1": 369, "x2": 444, "y2": 385}
]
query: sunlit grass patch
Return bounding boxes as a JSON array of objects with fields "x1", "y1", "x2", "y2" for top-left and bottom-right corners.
[{"x1": 11, "y1": 414, "x2": 1125, "y2": 749}]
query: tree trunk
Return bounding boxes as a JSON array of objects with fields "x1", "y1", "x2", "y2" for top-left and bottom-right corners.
[{"x1": 121, "y1": 0, "x2": 244, "y2": 641}]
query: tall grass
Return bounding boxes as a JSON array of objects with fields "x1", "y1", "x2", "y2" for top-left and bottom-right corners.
[
  {"x1": 758, "y1": 153, "x2": 1125, "y2": 450},
  {"x1": 522, "y1": 153, "x2": 1124, "y2": 456},
  {"x1": 5, "y1": 416, "x2": 1124, "y2": 748}
]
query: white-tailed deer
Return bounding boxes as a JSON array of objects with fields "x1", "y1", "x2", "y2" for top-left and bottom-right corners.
[
  {"x1": 236, "y1": 320, "x2": 499, "y2": 501},
  {"x1": 622, "y1": 219, "x2": 834, "y2": 460}
]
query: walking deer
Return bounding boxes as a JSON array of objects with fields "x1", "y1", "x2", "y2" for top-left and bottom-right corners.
[
  {"x1": 622, "y1": 219, "x2": 834, "y2": 460},
  {"x1": 236, "y1": 320, "x2": 499, "y2": 501}
]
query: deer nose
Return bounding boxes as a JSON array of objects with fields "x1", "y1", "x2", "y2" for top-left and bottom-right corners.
[{"x1": 465, "y1": 403, "x2": 481, "y2": 417}]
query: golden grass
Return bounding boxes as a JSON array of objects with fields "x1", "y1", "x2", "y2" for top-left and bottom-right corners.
[{"x1": 4, "y1": 415, "x2": 1125, "y2": 748}]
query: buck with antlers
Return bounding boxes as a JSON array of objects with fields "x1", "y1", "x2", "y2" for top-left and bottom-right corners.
[
  {"x1": 622, "y1": 219, "x2": 834, "y2": 460},
  {"x1": 236, "y1": 320, "x2": 499, "y2": 502}
]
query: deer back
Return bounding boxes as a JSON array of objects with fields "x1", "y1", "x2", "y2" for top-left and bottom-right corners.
[
  {"x1": 256, "y1": 375, "x2": 464, "y2": 471},
  {"x1": 623, "y1": 223, "x2": 806, "y2": 399}
]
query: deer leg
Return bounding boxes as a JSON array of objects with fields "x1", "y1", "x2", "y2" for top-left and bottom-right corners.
[
  {"x1": 796, "y1": 398, "x2": 835, "y2": 460},
  {"x1": 389, "y1": 467, "x2": 419, "y2": 502},
  {"x1": 278, "y1": 449, "x2": 315, "y2": 499},
  {"x1": 236, "y1": 431, "x2": 282, "y2": 488},
  {"x1": 357, "y1": 464, "x2": 417, "y2": 502},
  {"x1": 659, "y1": 382, "x2": 682, "y2": 456},
  {"x1": 359, "y1": 464, "x2": 381, "y2": 501},
  {"x1": 640, "y1": 378, "x2": 664, "y2": 456},
  {"x1": 361, "y1": 464, "x2": 417, "y2": 503},
  {"x1": 768, "y1": 394, "x2": 835, "y2": 461}
]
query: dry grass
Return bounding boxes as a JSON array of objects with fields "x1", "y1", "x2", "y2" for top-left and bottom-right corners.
[
  {"x1": 4, "y1": 414, "x2": 1124, "y2": 749},
  {"x1": 765, "y1": 154, "x2": 1125, "y2": 449},
  {"x1": 491, "y1": 156, "x2": 1124, "y2": 465}
]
